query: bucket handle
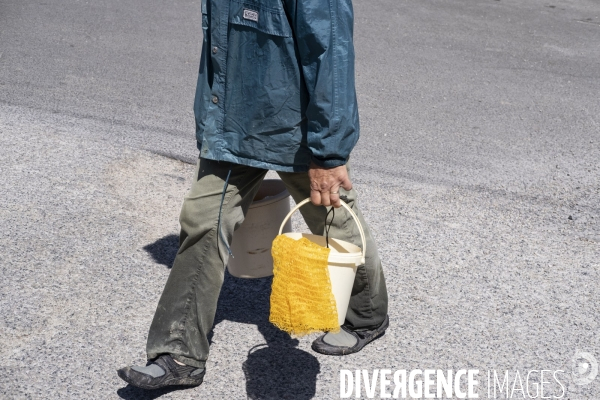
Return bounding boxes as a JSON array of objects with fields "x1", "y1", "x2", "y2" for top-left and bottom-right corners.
[{"x1": 278, "y1": 198, "x2": 366, "y2": 265}]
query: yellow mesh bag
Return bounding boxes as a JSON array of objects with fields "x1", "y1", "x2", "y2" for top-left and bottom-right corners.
[{"x1": 269, "y1": 234, "x2": 340, "y2": 336}]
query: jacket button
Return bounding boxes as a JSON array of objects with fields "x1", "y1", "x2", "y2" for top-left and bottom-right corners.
[
  {"x1": 212, "y1": 96, "x2": 218, "y2": 104},
  {"x1": 212, "y1": 46, "x2": 218, "y2": 54}
]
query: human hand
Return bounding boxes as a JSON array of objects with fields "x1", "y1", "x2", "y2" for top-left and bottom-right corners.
[{"x1": 308, "y1": 162, "x2": 353, "y2": 208}]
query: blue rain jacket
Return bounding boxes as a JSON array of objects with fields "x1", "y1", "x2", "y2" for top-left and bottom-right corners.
[{"x1": 194, "y1": 0, "x2": 359, "y2": 172}]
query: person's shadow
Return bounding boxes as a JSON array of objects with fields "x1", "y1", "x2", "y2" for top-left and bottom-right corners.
[{"x1": 117, "y1": 234, "x2": 320, "y2": 399}]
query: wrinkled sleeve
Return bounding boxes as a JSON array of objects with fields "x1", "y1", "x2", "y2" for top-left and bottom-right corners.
[{"x1": 283, "y1": 0, "x2": 360, "y2": 168}]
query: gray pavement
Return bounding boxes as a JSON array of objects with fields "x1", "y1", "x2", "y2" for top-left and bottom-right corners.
[{"x1": 1, "y1": 0, "x2": 599, "y2": 398}]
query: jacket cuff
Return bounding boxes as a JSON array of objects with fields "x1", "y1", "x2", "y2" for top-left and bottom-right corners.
[{"x1": 311, "y1": 156, "x2": 347, "y2": 168}]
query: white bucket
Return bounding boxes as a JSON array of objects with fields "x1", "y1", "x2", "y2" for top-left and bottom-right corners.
[
  {"x1": 277, "y1": 198, "x2": 366, "y2": 326},
  {"x1": 227, "y1": 180, "x2": 292, "y2": 278}
]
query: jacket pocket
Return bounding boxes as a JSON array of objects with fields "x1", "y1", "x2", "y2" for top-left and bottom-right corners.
[{"x1": 229, "y1": 1, "x2": 292, "y2": 38}]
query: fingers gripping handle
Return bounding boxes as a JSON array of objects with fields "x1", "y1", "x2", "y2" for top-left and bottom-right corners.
[{"x1": 278, "y1": 198, "x2": 366, "y2": 265}]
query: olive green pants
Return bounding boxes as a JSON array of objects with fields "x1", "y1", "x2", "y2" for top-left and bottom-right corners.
[{"x1": 146, "y1": 158, "x2": 388, "y2": 368}]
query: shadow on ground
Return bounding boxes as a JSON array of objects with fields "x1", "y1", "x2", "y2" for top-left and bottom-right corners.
[
  {"x1": 117, "y1": 384, "x2": 191, "y2": 400},
  {"x1": 117, "y1": 235, "x2": 320, "y2": 399},
  {"x1": 142, "y1": 234, "x2": 179, "y2": 268},
  {"x1": 242, "y1": 343, "x2": 320, "y2": 400},
  {"x1": 215, "y1": 272, "x2": 320, "y2": 400}
]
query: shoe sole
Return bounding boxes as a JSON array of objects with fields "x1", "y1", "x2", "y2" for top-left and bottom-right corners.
[{"x1": 117, "y1": 368, "x2": 204, "y2": 390}]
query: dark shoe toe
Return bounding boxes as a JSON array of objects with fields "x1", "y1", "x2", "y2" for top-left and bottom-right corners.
[
  {"x1": 311, "y1": 335, "x2": 354, "y2": 356},
  {"x1": 117, "y1": 367, "x2": 157, "y2": 390},
  {"x1": 311, "y1": 316, "x2": 389, "y2": 356},
  {"x1": 117, "y1": 355, "x2": 205, "y2": 390}
]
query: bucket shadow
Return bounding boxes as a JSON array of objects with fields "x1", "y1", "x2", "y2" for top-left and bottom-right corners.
[
  {"x1": 213, "y1": 271, "x2": 320, "y2": 399},
  {"x1": 243, "y1": 343, "x2": 320, "y2": 400},
  {"x1": 140, "y1": 235, "x2": 320, "y2": 399}
]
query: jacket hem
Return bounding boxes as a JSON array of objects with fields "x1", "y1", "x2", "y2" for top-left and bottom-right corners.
[{"x1": 198, "y1": 144, "x2": 310, "y2": 173}]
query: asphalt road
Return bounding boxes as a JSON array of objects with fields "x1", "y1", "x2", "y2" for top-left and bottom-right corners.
[{"x1": 1, "y1": 0, "x2": 599, "y2": 399}]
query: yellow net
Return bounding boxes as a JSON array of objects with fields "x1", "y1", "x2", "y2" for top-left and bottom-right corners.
[{"x1": 269, "y1": 234, "x2": 340, "y2": 336}]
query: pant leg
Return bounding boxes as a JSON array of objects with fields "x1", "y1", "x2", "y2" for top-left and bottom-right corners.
[
  {"x1": 277, "y1": 163, "x2": 388, "y2": 331},
  {"x1": 146, "y1": 158, "x2": 267, "y2": 368}
]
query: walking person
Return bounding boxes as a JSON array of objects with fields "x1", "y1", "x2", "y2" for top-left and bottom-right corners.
[{"x1": 118, "y1": 0, "x2": 389, "y2": 390}]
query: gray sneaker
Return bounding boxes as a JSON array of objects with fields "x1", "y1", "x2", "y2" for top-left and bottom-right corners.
[
  {"x1": 311, "y1": 315, "x2": 389, "y2": 356},
  {"x1": 117, "y1": 354, "x2": 205, "y2": 390}
]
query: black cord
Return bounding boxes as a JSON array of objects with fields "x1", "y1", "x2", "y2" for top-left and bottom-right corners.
[{"x1": 325, "y1": 207, "x2": 335, "y2": 248}]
